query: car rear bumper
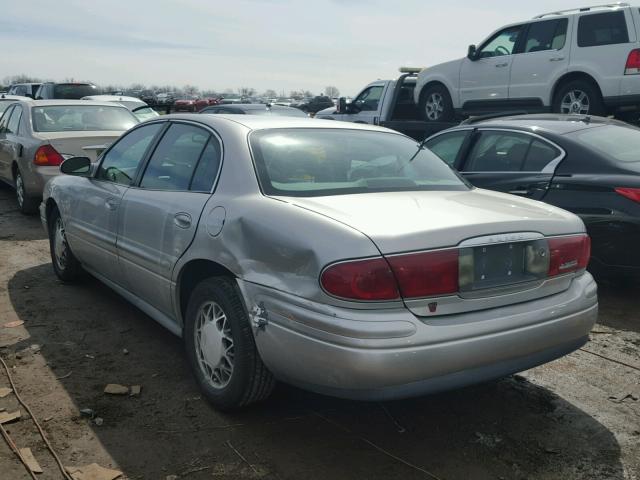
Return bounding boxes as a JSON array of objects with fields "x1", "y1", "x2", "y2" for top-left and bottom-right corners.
[
  {"x1": 238, "y1": 273, "x2": 598, "y2": 400},
  {"x1": 24, "y1": 166, "x2": 60, "y2": 197}
]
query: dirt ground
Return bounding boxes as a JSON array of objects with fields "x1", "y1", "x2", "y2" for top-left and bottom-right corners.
[{"x1": 0, "y1": 184, "x2": 638, "y2": 480}]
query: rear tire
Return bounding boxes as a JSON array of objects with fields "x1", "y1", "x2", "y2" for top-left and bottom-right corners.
[
  {"x1": 48, "y1": 206, "x2": 82, "y2": 282},
  {"x1": 552, "y1": 79, "x2": 605, "y2": 116},
  {"x1": 184, "y1": 277, "x2": 275, "y2": 410},
  {"x1": 419, "y1": 84, "x2": 455, "y2": 122},
  {"x1": 15, "y1": 170, "x2": 39, "y2": 215}
]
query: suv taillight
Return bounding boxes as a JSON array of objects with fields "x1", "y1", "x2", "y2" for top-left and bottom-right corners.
[
  {"x1": 625, "y1": 49, "x2": 640, "y2": 75},
  {"x1": 34, "y1": 145, "x2": 64, "y2": 166},
  {"x1": 548, "y1": 235, "x2": 591, "y2": 277},
  {"x1": 615, "y1": 187, "x2": 640, "y2": 203}
]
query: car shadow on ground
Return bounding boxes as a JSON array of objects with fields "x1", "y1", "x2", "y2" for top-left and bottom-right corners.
[
  {"x1": 596, "y1": 278, "x2": 640, "y2": 334},
  {"x1": 0, "y1": 186, "x2": 48, "y2": 242},
  {"x1": 3, "y1": 263, "x2": 625, "y2": 480}
]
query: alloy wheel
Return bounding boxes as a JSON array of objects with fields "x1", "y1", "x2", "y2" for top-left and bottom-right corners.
[
  {"x1": 560, "y1": 90, "x2": 590, "y2": 114},
  {"x1": 425, "y1": 93, "x2": 444, "y2": 121},
  {"x1": 15, "y1": 174, "x2": 24, "y2": 207},
  {"x1": 53, "y1": 217, "x2": 69, "y2": 270},
  {"x1": 194, "y1": 301, "x2": 234, "y2": 389}
]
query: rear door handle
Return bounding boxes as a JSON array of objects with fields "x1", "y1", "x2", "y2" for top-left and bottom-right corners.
[
  {"x1": 549, "y1": 57, "x2": 565, "y2": 62},
  {"x1": 508, "y1": 190, "x2": 530, "y2": 195},
  {"x1": 495, "y1": 63, "x2": 509, "y2": 68},
  {"x1": 105, "y1": 198, "x2": 118, "y2": 210},
  {"x1": 174, "y1": 212, "x2": 192, "y2": 229}
]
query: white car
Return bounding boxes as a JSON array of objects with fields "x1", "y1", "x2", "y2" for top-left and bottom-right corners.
[
  {"x1": 415, "y1": 4, "x2": 640, "y2": 121},
  {"x1": 82, "y1": 95, "x2": 160, "y2": 122}
]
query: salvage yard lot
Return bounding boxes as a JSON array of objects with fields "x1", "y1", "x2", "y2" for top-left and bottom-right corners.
[{"x1": 0, "y1": 184, "x2": 638, "y2": 480}]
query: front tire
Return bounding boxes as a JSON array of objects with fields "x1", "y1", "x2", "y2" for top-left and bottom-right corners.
[
  {"x1": 419, "y1": 84, "x2": 455, "y2": 122},
  {"x1": 553, "y1": 79, "x2": 605, "y2": 116},
  {"x1": 15, "y1": 170, "x2": 39, "y2": 215},
  {"x1": 184, "y1": 277, "x2": 275, "y2": 410},
  {"x1": 48, "y1": 206, "x2": 82, "y2": 282}
]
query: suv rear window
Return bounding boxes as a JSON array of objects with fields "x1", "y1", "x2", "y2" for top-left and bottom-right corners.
[
  {"x1": 577, "y1": 11, "x2": 629, "y2": 47},
  {"x1": 53, "y1": 84, "x2": 98, "y2": 99}
]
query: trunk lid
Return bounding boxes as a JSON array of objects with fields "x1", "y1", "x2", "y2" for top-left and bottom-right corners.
[
  {"x1": 35, "y1": 131, "x2": 123, "y2": 161},
  {"x1": 284, "y1": 189, "x2": 584, "y2": 254}
]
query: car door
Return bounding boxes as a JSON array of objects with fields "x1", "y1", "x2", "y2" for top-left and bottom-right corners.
[
  {"x1": 0, "y1": 105, "x2": 15, "y2": 183},
  {"x1": 457, "y1": 129, "x2": 564, "y2": 200},
  {"x1": 339, "y1": 84, "x2": 386, "y2": 124},
  {"x1": 116, "y1": 121, "x2": 222, "y2": 317},
  {"x1": 64, "y1": 122, "x2": 164, "y2": 286},
  {"x1": 509, "y1": 18, "x2": 571, "y2": 105},
  {"x1": 423, "y1": 129, "x2": 472, "y2": 168},
  {"x1": 459, "y1": 25, "x2": 525, "y2": 108}
]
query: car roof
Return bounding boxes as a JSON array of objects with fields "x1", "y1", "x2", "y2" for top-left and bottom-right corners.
[
  {"x1": 161, "y1": 113, "x2": 398, "y2": 133},
  {"x1": 27, "y1": 99, "x2": 130, "y2": 108},
  {"x1": 0, "y1": 94, "x2": 33, "y2": 101},
  {"x1": 82, "y1": 95, "x2": 145, "y2": 103},
  {"x1": 459, "y1": 114, "x2": 627, "y2": 135},
  {"x1": 218, "y1": 104, "x2": 298, "y2": 111}
]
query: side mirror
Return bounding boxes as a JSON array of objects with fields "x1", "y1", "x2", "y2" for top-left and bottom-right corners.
[
  {"x1": 337, "y1": 97, "x2": 347, "y2": 113},
  {"x1": 60, "y1": 156, "x2": 91, "y2": 176},
  {"x1": 467, "y1": 44, "x2": 478, "y2": 61}
]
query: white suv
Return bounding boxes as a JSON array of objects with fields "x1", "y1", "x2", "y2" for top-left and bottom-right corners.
[{"x1": 415, "y1": 3, "x2": 640, "y2": 121}]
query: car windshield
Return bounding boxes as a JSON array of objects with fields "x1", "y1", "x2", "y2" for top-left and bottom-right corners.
[
  {"x1": 132, "y1": 106, "x2": 160, "y2": 121},
  {"x1": 250, "y1": 129, "x2": 469, "y2": 197},
  {"x1": 567, "y1": 125, "x2": 640, "y2": 171},
  {"x1": 32, "y1": 105, "x2": 138, "y2": 132},
  {"x1": 53, "y1": 84, "x2": 98, "y2": 99}
]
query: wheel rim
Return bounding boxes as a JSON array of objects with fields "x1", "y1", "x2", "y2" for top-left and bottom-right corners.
[
  {"x1": 560, "y1": 90, "x2": 590, "y2": 114},
  {"x1": 425, "y1": 92, "x2": 444, "y2": 120},
  {"x1": 194, "y1": 301, "x2": 234, "y2": 389},
  {"x1": 15, "y1": 174, "x2": 24, "y2": 207},
  {"x1": 53, "y1": 217, "x2": 69, "y2": 270}
]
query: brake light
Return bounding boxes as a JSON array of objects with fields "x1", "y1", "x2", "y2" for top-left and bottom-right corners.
[
  {"x1": 548, "y1": 235, "x2": 591, "y2": 276},
  {"x1": 625, "y1": 49, "x2": 640, "y2": 75},
  {"x1": 34, "y1": 145, "x2": 64, "y2": 166},
  {"x1": 386, "y1": 250, "x2": 459, "y2": 298},
  {"x1": 321, "y1": 257, "x2": 399, "y2": 301},
  {"x1": 615, "y1": 187, "x2": 640, "y2": 203}
]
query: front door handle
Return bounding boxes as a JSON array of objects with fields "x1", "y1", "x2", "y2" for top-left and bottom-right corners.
[
  {"x1": 549, "y1": 57, "x2": 565, "y2": 62},
  {"x1": 105, "y1": 198, "x2": 118, "y2": 210},
  {"x1": 174, "y1": 212, "x2": 192, "y2": 229},
  {"x1": 508, "y1": 190, "x2": 530, "y2": 195},
  {"x1": 495, "y1": 63, "x2": 509, "y2": 68}
]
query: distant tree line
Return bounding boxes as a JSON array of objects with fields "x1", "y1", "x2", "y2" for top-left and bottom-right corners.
[{"x1": 1, "y1": 74, "x2": 341, "y2": 100}]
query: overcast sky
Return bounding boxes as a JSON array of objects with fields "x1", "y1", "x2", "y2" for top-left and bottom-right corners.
[{"x1": 2, "y1": 1, "x2": 594, "y2": 95}]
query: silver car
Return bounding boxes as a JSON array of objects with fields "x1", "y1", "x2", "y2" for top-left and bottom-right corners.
[
  {"x1": 0, "y1": 100, "x2": 138, "y2": 213},
  {"x1": 41, "y1": 115, "x2": 598, "y2": 410}
]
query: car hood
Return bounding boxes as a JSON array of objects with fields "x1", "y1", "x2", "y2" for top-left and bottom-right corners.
[
  {"x1": 419, "y1": 58, "x2": 464, "y2": 77},
  {"x1": 35, "y1": 131, "x2": 124, "y2": 161},
  {"x1": 316, "y1": 106, "x2": 337, "y2": 117},
  {"x1": 281, "y1": 189, "x2": 584, "y2": 254}
]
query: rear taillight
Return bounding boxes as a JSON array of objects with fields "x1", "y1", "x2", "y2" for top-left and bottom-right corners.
[
  {"x1": 34, "y1": 145, "x2": 64, "y2": 166},
  {"x1": 615, "y1": 187, "x2": 640, "y2": 203},
  {"x1": 548, "y1": 235, "x2": 591, "y2": 276},
  {"x1": 320, "y1": 257, "x2": 399, "y2": 301},
  {"x1": 625, "y1": 49, "x2": 640, "y2": 75},
  {"x1": 386, "y1": 250, "x2": 459, "y2": 298}
]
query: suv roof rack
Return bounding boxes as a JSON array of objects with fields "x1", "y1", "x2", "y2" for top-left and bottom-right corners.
[
  {"x1": 534, "y1": 2, "x2": 628, "y2": 19},
  {"x1": 460, "y1": 111, "x2": 529, "y2": 125}
]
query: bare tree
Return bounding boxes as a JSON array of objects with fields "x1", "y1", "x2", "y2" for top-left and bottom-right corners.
[
  {"x1": 238, "y1": 87, "x2": 256, "y2": 97},
  {"x1": 3, "y1": 74, "x2": 42, "y2": 85},
  {"x1": 263, "y1": 89, "x2": 277, "y2": 98},
  {"x1": 324, "y1": 86, "x2": 340, "y2": 98},
  {"x1": 183, "y1": 84, "x2": 200, "y2": 95}
]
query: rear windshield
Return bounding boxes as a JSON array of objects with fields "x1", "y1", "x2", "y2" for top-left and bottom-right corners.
[
  {"x1": 53, "y1": 84, "x2": 98, "y2": 99},
  {"x1": 250, "y1": 128, "x2": 469, "y2": 197},
  {"x1": 32, "y1": 105, "x2": 138, "y2": 132},
  {"x1": 567, "y1": 125, "x2": 640, "y2": 170}
]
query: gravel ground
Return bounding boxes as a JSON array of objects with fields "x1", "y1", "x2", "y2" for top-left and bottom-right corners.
[{"x1": 0, "y1": 184, "x2": 638, "y2": 480}]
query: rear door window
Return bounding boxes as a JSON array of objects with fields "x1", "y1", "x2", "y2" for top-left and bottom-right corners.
[
  {"x1": 578, "y1": 11, "x2": 629, "y2": 47},
  {"x1": 6, "y1": 105, "x2": 22, "y2": 135},
  {"x1": 0, "y1": 106, "x2": 14, "y2": 133},
  {"x1": 523, "y1": 19, "x2": 568, "y2": 52},
  {"x1": 424, "y1": 131, "x2": 468, "y2": 166},
  {"x1": 139, "y1": 123, "x2": 211, "y2": 191}
]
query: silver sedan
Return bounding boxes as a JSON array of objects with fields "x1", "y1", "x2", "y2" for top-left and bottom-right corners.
[
  {"x1": 41, "y1": 115, "x2": 598, "y2": 410},
  {"x1": 0, "y1": 100, "x2": 138, "y2": 213}
]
